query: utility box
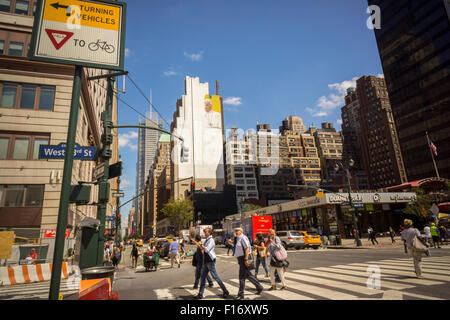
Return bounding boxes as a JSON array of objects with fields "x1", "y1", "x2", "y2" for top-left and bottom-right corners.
[
  {"x1": 69, "y1": 185, "x2": 91, "y2": 204},
  {"x1": 74, "y1": 217, "x2": 101, "y2": 270}
]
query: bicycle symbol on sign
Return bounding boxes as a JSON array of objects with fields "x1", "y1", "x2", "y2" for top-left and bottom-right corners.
[{"x1": 88, "y1": 39, "x2": 115, "y2": 54}]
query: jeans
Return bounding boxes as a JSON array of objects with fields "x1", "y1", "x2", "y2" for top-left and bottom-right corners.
[
  {"x1": 194, "y1": 263, "x2": 213, "y2": 288},
  {"x1": 237, "y1": 256, "x2": 263, "y2": 297},
  {"x1": 255, "y1": 256, "x2": 269, "y2": 275},
  {"x1": 199, "y1": 261, "x2": 228, "y2": 297}
]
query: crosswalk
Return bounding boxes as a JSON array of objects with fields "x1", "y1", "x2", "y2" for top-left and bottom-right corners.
[
  {"x1": 0, "y1": 278, "x2": 80, "y2": 300},
  {"x1": 159, "y1": 256, "x2": 450, "y2": 300}
]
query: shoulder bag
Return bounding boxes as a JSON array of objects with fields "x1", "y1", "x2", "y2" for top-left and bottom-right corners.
[
  {"x1": 412, "y1": 234, "x2": 428, "y2": 253},
  {"x1": 273, "y1": 238, "x2": 288, "y2": 261},
  {"x1": 241, "y1": 237, "x2": 255, "y2": 270}
]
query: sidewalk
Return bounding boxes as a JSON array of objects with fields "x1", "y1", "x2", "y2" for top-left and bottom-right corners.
[{"x1": 327, "y1": 236, "x2": 404, "y2": 249}]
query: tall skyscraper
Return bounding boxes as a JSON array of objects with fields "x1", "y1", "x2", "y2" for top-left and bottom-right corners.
[
  {"x1": 369, "y1": 0, "x2": 450, "y2": 180},
  {"x1": 356, "y1": 75, "x2": 407, "y2": 189},
  {"x1": 135, "y1": 110, "x2": 163, "y2": 230}
]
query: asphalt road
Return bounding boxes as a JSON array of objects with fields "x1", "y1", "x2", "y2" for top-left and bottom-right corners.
[{"x1": 113, "y1": 243, "x2": 450, "y2": 300}]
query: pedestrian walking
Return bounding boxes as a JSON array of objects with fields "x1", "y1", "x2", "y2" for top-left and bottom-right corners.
[
  {"x1": 322, "y1": 233, "x2": 329, "y2": 248},
  {"x1": 253, "y1": 233, "x2": 269, "y2": 279},
  {"x1": 227, "y1": 228, "x2": 263, "y2": 300},
  {"x1": 267, "y1": 229, "x2": 287, "y2": 290},
  {"x1": 369, "y1": 227, "x2": 379, "y2": 245},
  {"x1": 353, "y1": 228, "x2": 357, "y2": 245},
  {"x1": 430, "y1": 223, "x2": 441, "y2": 248},
  {"x1": 389, "y1": 226, "x2": 396, "y2": 244},
  {"x1": 225, "y1": 235, "x2": 233, "y2": 256},
  {"x1": 169, "y1": 238, "x2": 181, "y2": 268},
  {"x1": 423, "y1": 223, "x2": 432, "y2": 247},
  {"x1": 130, "y1": 244, "x2": 139, "y2": 269},
  {"x1": 103, "y1": 244, "x2": 111, "y2": 266},
  {"x1": 191, "y1": 228, "x2": 229, "y2": 300},
  {"x1": 112, "y1": 246, "x2": 121, "y2": 269},
  {"x1": 192, "y1": 234, "x2": 214, "y2": 289},
  {"x1": 439, "y1": 225, "x2": 447, "y2": 245},
  {"x1": 401, "y1": 219, "x2": 428, "y2": 278}
]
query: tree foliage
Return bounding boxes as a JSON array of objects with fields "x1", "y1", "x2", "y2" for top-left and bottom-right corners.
[
  {"x1": 242, "y1": 203, "x2": 262, "y2": 212},
  {"x1": 403, "y1": 188, "x2": 432, "y2": 219},
  {"x1": 161, "y1": 197, "x2": 194, "y2": 232}
]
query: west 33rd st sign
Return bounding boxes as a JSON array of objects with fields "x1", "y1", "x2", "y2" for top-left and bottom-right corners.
[{"x1": 29, "y1": 0, "x2": 126, "y2": 70}]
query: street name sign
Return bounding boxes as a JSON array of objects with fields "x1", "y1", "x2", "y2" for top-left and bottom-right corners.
[
  {"x1": 112, "y1": 192, "x2": 124, "y2": 198},
  {"x1": 29, "y1": 0, "x2": 127, "y2": 70},
  {"x1": 39, "y1": 143, "x2": 97, "y2": 160}
]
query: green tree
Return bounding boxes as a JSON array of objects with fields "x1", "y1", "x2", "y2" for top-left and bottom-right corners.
[
  {"x1": 403, "y1": 188, "x2": 432, "y2": 219},
  {"x1": 242, "y1": 203, "x2": 261, "y2": 212},
  {"x1": 161, "y1": 197, "x2": 194, "y2": 232}
]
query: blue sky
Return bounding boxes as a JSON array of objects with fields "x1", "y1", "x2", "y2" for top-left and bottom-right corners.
[{"x1": 116, "y1": 0, "x2": 384, "y2": 230}]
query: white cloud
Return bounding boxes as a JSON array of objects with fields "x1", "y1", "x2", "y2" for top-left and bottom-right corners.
[
  {"x1": 377, "y1": 73, "x2": 385, "y2": 78},
  {"x1": 184, "y1": 51, "x2": 203, "y2": 61},
  {"x1": 337, "y1": 119, "x2": 343, "y2": 125},
  {"x1": 307, "y1": 76, "x2": 359, "y2": 117},
  {"x1": 125, "y1": 48, "x2": 131, "y2": 57},
  {"x1": 118, "y1": 131, "x2": 138, "y2": 151},
  {"x1": 163, "y1": 70, "x2": 177, "y2": 76},
  {"x1": 223, "y1": 97, "x2": 242, "y2": 106},
  {"x1": 120, "y1": 178, "x2": 132, "y2": 188}
]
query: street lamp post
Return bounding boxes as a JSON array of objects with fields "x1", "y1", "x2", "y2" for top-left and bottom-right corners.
[{"x1": 334, "y1": 159, "x2": 362, "y2": 247}]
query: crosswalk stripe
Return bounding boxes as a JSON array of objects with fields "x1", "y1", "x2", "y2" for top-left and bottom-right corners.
[
  {"x1": 377, "y1": 259, "x2": 450, "y2": 267},
  {"x1": 367, "y1": 261, "x2": 450, "y2": 274},
  {"x1": 295, "y1": 269, "x2": 413, "y2": 290},
  {"x1": 343, "y1": 264, "x2": 450, "y2": 282},
  {"x1": 223, "y1": 280, "x2": 261, "y2": 300},
  {"x1": 279, "y1": 272, "x2": 359, "y2": 299},
  {"x1": 226, "y1": 278, "x2": 314, "y2": 300},
  {"x1": 315, "y1": 266, "x2": 443, "y2": 286},
  {"x1": 180, "y1": 284, "x2": 221, "y2": 300},
  {"x1": 290, "y1": 269, "x2": 384, "y2": 295},
  {"x1": 155, "y1": 288, "x2": 176, "y2": 300}
]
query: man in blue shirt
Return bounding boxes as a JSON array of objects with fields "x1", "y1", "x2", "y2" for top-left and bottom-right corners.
[
  {"x1": 169, "y1": 239, "x2": 180, "y2": 268},
  {"x1": 191, "y1": 228, "x2": 229, "y2": 299}
]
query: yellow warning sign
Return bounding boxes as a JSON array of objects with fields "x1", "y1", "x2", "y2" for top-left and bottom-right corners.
[{"x1": 43, "y1": 0, "x2": 121, "y2": 31}]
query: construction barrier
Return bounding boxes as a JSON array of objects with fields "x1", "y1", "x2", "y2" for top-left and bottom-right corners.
[
  {"x1": 0, "y1": 262, "x2": 71, "y2": 286},
  {"x1": 78, "y1": 278, "x2": 118, "y2": 300}
]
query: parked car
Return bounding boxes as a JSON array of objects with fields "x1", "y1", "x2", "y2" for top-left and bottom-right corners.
[
  {"x1": 166, "y1": 236, "x2": 176, "y2": 243},
  {"x1": 277, "y1": 231, "x2": 305, "y2": 249},
  {"x1": 155, "y1": 240, "x2": 170, "y2": 258},
  {"x1": 300, "y1": 231, "x2": 322, "y2": 249}
]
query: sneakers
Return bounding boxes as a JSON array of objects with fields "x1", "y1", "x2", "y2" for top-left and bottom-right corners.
[
  {"x1": 256, "y1": 288, "x2": 263, "y2": 295},
  {"x1": 280, "y1": 286, "x2": 287, "y2": 290},
  {"x1": 222, "y1": 292, "x2": 230, "y2": 299},
  {"x1": 269, "y1": 286, "x2": 277, "y2": 291},
  {"x1": 208, "y1": 283, "x2": 214, "y2": 288},
  {"x1": 193, "y1": 295, "x2": 203, "y2": 300},
  {"x1": 265, "y1": 273, "x2": 269, "y2": 278}
]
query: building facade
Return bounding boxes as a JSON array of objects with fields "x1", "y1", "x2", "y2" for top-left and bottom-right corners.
[
  {"x1": 369, "y1": 0, "x2": 450, "y2": 180},
  {"x1": 0, "y1": 5, "x2": 119, "y2": 243},
  {"x1": 356, "y1": 75, "x2": 407, "y2": 189}
]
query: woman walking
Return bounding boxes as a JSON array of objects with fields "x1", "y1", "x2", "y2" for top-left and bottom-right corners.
[
  {"x1": 401, "y1": 219, "x2": 426, "y2": 278},
  {"x1": 389, "y1": 226, "x2": 396, "y2": 244},
  {"x1": 267, "y1": 229, "x2": 287, "y2": 290},
  {"x1": 253, "y1": 233, "x2": 269, "y2": 279},
  {"x1": 131, "y1": 243, "x2": 139, "y2": 269},
  {"x1": 192, "y1": 234, "x2": 214, "y2": 289}
]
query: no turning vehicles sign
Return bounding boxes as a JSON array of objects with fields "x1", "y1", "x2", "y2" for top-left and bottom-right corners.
[{"x1": 29, "y1": 0, "x2": 126, "y2": 70}]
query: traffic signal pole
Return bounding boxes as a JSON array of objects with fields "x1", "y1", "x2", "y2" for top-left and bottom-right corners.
[{"x1": 49, "y1": 66, "x2": 82, "y2": 300}]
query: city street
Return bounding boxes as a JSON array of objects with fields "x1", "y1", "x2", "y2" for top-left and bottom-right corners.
[{"x1": 112, "y1": 242, "x2": 450, "y2": 301}]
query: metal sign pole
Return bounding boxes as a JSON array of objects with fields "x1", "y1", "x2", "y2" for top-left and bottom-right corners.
[{"x1": 49, "y1": 66, "x2": 82, "y2": 300}]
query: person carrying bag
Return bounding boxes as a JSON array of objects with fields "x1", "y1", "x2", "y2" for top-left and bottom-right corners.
[
  {"x1": 401, "y1": 219, "x2": 429, "y2": 278},
  {"x1": 267, "y1": 229, "x2": 288, "y2": 290}
]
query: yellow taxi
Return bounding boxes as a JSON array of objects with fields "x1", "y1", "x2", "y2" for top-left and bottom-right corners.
[
  {"x1": 166, "y1": 236, "x2": 176, "y2": 243},
  {"x1": 135, "y1": 239, "x2": 144, "y2": 247},
  {"x1": 300, "y1": 231, "x2": 322, "y2": 249}
]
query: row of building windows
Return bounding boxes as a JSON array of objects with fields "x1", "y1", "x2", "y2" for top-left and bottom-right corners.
[
  {"x1": 0, "y1": 184, "x2": 44, "y2": 207},
  {"x1": 0, "y1": 82, "x2": 56, "y2": 110},
  {"x1": 0, "y1": 132, "x2": 49, "y2": 160},
  {"x1": 0, "y1": 0, "x2": 37, "y2": 16}
]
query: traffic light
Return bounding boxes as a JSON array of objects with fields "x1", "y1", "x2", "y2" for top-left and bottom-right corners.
[
  {"x1": 180, "y1": 144, "x2": 189, "y2": 163},
  {"x1": 116, "y1": 214, "x2": 121, "y2": 226},
  {"x1": 191, "y1": 182, "x2": 195, "y2": 194}
]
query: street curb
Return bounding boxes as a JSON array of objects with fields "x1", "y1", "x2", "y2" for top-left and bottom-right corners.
[{"x1": 326, "y1": 246, "x2": 370, "y2": 250}]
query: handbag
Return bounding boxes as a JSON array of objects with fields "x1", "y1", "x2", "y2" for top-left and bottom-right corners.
[
  {"x1": 274, "y1": 241, "x2": 288, "y2": 261},
  {"x1": 412, "y1": 235, "x2": 428, "y2": 253},
  {"x1": 192, "y1": 252, "x2": 197, "y2": 267},
  {"x1": 246, "y1": 255, "x2": 255, "y2": 270},
  {"x1": 270, "y1": 256, "x2": 284, "y2": 268}
]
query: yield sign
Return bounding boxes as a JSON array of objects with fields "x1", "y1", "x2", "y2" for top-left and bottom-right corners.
[{"x1": 45, "y1": 29, "x2": 74, "y2": 50}]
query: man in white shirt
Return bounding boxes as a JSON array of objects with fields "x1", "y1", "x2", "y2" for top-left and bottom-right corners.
[
  {"x1": 191, "y1": 228, "x2": 229, "y2": 299},
  {"x1": 227, "y1": 228, "x2": 263, "y2": 299},
  {"x1": 204, "y1": 99, "x2": 222, "y2": 128}
]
